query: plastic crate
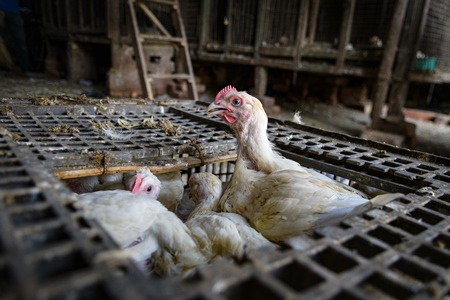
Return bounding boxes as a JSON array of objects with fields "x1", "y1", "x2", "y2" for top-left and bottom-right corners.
[{"x1": 415, "y1": 57, "x2": 436, "y2": 71}]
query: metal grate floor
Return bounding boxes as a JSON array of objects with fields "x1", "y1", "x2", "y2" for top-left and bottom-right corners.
[{"x1": 1, "y1": 99, "x2": 450, "y2": 299}]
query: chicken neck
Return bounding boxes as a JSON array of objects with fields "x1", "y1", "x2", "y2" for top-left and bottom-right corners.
[
  {"x1": 233, "y1": 113, "x2": 277, "y2": 174},
  {"x1": 188, "y1": 192, "x2": 221, "y2": 219}
]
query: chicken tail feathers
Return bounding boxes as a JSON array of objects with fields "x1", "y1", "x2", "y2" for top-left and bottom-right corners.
[{"x1": 369, "y1": 193, "x2": 404, "y2": 207}]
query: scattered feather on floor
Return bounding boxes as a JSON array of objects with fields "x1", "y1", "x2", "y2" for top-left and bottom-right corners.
[{"x1": 292, "y1": 111, "x2": 303, "y2": 124}]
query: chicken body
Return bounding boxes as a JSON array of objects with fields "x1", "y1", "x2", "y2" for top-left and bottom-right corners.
[
  {"x1": 186, "y1": 172, "x2": 277, "y2": 260},
  {"x1": 207, "y1": 86, "x2": 403, "y2": 241},
  {"x1": 63, "y1": 172, "x2": 131, "y2": 193},
  {"x1": 156, "y1": 171, "x2": 184, "y2": 211}
]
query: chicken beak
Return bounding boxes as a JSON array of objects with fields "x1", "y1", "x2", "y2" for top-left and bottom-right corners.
[
  {"x1": 131, "y1": 173, "x2": 142, "y2": 194},
  {"x1": 206, "y1": 102, "x2": 226, "y2": 116}
]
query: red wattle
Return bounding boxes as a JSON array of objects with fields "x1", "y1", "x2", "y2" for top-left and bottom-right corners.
[{"x1": 223, "y1": 112, "x2": 237, "y2": 124}]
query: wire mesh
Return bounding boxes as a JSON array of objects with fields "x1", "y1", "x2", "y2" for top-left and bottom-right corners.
[
  {"x1": 68, "y1": 0, "x2": 107, "y2": 33},
  {"x1": 230, "y1": 0, "x2": 258, "y2": 46},
  {"x1": 41, "y1": 0, "x2": 68, "y2": 30},
  {"x1": 419, "y1": 0, "x2": 450, "y2": 72},
  {"x1": 208, "y1": 0, "x2": 228, "y2": 44},
  {"x1": 179, "y1": 0, "x2": 201, "y2": 44},
  {"x1": 314, "y1": 0, "x2": 343, "y2": 44},
  {"x1": 261, "y1": 0, "x2": 301, "y2": 46},
  {"x1": 133, "y1": 1, "x2": 177, "y2": 37},
  {"x1": 350, "y1": 0, "x2": 395, "y2": 48}
]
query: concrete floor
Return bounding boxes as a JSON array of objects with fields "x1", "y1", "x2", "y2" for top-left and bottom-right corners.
[
  {"x1": 277, "y1": 100, "x2": 450, "y2": 158},
  {"x1": 1, "y1": 70, "x2": 449, "y2": 158}
]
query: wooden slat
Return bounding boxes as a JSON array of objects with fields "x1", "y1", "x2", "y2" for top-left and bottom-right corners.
[
  {"x1": 128, "y1": 0, "x2": 153, "y2": 99},
  {"x1": 147, "y1": 73, "x2": 192, "y2": 80},
  {"x1": 54, "y1": 152, "x2": 237, "y2": 179},
  {"x1": 137, "y1": 1, "x2": 172, "y2": 37},
  {"x1": 174, "y1": 0, "x2": 198, "y2": 100},
  {"x1": 140, "y1": 34, "x2": 184, "y2": 44},
  {"x1": 129, "y1": 0, "x2": 198, "y2": 100}
]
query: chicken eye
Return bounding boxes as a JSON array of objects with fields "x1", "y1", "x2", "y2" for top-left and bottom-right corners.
[
  {"x1": 147, "y1": 186, "x2": 152, "y2": 192},
  {"x1": 231, "y1": 97, "x2": 241, "y2": 106}
]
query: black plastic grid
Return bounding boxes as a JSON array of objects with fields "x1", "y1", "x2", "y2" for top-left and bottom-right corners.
[
  {"x1": 178, "y1": 102, "x2": 450, "y2": 195},
  {"x1": 0, "y1": 135, "x2": 185, "y2": 300},
  {"x1": 0, "y1": 100, "x2": 237, "y2": 177},
  {"x1": 1, "y1": 99, "x2": 450, "y2": 299}
]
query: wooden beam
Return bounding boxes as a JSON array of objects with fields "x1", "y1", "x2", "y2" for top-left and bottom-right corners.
[
  {"x1": 54, "y1": 152, "x2": 237, "y2": 179},
  {"x1": 107, "y1": 0, "x2": 121, "y2": 67},
  {"x1": 137, "y1": 1, "x2": 172, "y2": 37},
  {"x1": 254, "y1": 66, "x2": 268, "y2": 98},
  {"x1": 254, "y1": 0, "x2": 268, "y2": 60},
  {"x1": 224, "y1": 0, "x2": 233, "y2": 55},
  {"x1": 173, "y1": 0, "x2": 198, "y2": 100},
  {"x1": 128, "y1": 0, "x2": 153, "y2": 98},
  {"x1": 336, "y1": 0, "x2": 355, "y2": 68},
  {"x1": 294, "y1": 0, "x2": 310, "y2": 64},
  {"x1": 387, "y1": 0, "x2": 431, "y2": 121},
  {"x1": 308, "y1": 0, "x2": 320, "y2": 44},
  {"x1": 198, "y1": 0, "x2": 211, "y2": 55},
  {"x1": 370, "y1": 0, "x2": 409, "y2": 124}
]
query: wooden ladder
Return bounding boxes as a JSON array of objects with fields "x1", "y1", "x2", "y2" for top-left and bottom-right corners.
[{"x1": 128, "y1": 0, "x2": 198, "y2": 100}]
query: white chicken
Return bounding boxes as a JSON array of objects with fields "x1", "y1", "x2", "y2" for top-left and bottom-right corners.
[
  {"x1": 64, "y1": 170, "x2": 184, "y2": 212},
  {"x1": 156, "y1": 171, "x2": 184, "y2": 212},
  {"x1": 73, "y1": 168, "x2": 207, "y2": 276},
  {"x1": 207, "y1": 86, "x2": 403, "y2": 241},
  {"x1": 74, "y1": 168, "x2": 162, "y2": 247},
  {"x1": 63, "y1": 172, "x2": 130, "y2": 193},
  {"x1": 186, "y1": 172, "x2": 277, "y2": 261},
  {"x1": 63, "y1": 175, "x2": 100, "y2": 194}
]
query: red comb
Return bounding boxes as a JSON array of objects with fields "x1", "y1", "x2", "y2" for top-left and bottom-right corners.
[{"x1": 215, "y1": 85, "x2": 237, "y2": 101}]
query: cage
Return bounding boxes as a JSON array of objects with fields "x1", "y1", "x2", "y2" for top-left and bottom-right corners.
[
  {"x1": 179, "y1": 0, "x2": 201, "y2": 45},
  {"x1": 0, "y1": 98, "x2": 449, "y2": 299},
  {"x1": 418, "y1": 0, "x2": 450, "y2": 73}
]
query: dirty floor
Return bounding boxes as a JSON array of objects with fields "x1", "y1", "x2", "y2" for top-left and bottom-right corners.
[{"x1": 1, "y1": 71, "x2": 449, "y2": 158}]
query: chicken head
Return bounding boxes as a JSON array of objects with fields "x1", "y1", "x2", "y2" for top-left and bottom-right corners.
[
  {"x1": 128, "y1": 167, "x2": 162, "y2": 199},
  {"x1": 206, "y1": 85, "x2": 267, "y2": 134},
  {"x1": 188, "y1": 172, "x2": 222, "y2": 206}
]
